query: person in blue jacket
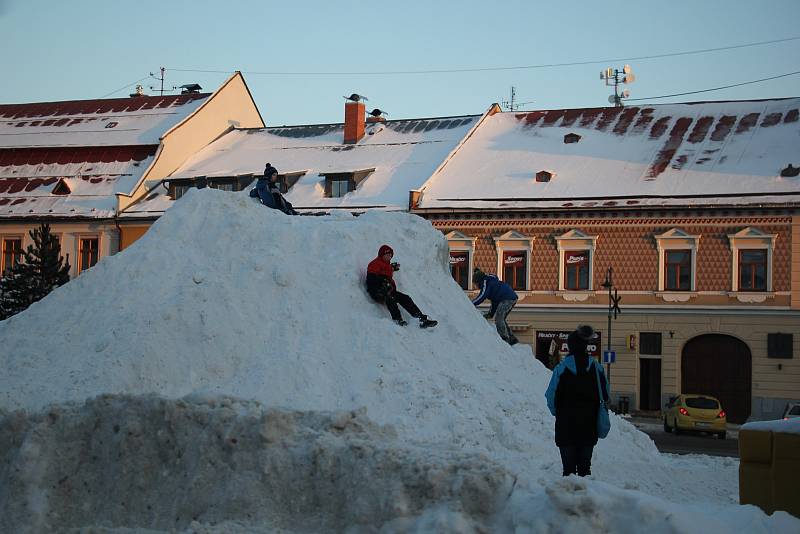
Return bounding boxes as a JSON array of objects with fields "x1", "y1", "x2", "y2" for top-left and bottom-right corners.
[
  {"x1": 471, "y1": 268, "x2": 519, "y2": 345},
  {"x1": 249, "y1": 163, "x2": 298, "y2": 215},
  {"x1": 545, "y1": 325, "x2": 609, "y2": 477}
]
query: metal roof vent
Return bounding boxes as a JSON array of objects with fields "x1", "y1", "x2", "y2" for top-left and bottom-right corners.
[
  {"x1": 564, "y1": 133, "x2": 582, "y2": 144},
  {"x1": 535, "y1": 170, "x2": 554, "y2": 183},
  {"x1": 780, "y1": 164, "x2": 799, "y2": 177}
]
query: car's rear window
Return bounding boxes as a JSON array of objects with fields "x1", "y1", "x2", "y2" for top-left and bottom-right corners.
[
  {"x1": 789, "y1": 405, "x2": 800, "y2": 416},
  {"x1": 685, "y1": 397, "x2": 719, "y2": 409}
]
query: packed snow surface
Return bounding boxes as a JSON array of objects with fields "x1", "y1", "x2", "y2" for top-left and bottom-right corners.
[{"x1": 1, "y1": 188, "x2": 797, "y2": 532}]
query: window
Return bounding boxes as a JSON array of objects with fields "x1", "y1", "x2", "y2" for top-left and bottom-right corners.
[
  {"x1": 564, "y1": 250, "x2": 590, "y2": 290},
  {"x1": 768, "y1": 333, "x2": 793, "y2": 359},
  {"x1": 276, "y1": 172, "x2": 305, "y2": 194},
  {"x1": 322, "y1": 168, "x2": 375, "y2": 198},
  {"x1": 450, "y1": 251, "x2": 470, "y2": 290},
  {"x1": 655, "y1": 228, "x2": 699, "y2": 293},
  {"x1": 639, "y1": 332, "x2": 662, "y2": 355},
  {"x1": 174, "y1": 184, "x2": 193, "y2": 200},
  {"x1": 330, "y1": 180, "x2": 350, "y2": 198},
  {"x1": 665, "y1": 250, "x2": 692, "y2": 291},
  {"x1": 2, "y1": 238, "x2": 23, "y2": 274},
  {"x1": 492, "y1": 231, "x2": 534, "y2": 291},
  {"x1": 445, "y1": 231, "x2": 476, "y2": 290},
  {"x1": 685, "y1": 397, "x2": 719, "y2": 409},
  {"x1": 503, "y1": 251, "x2": 527, "y2": 290},
  {"x1": 555, "y1": 229, "x2": 597, "y2": 292},
  {"x1": 209, "y1": 181, "x2": 235, "y2": 192},
  {"x1": 79, "y1": 238, "x2": 99, "y2": 272},
  {"x1": 739, "y1": 249, "x2": 767, "y2": 291},
  {"x1": 728, "y1": 228, "x2": 776, "y2": 293}
]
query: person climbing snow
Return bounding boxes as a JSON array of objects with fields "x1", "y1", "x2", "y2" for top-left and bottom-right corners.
[
  {"x1": 249, "y1": 163, "x2": 298, "y2": 215},
  {"x1": 366, "y1": 245, "x2": 437, "y2": 328},
  {"x1": 471, "y1": 268, "x2": 519, "y2": 345}
]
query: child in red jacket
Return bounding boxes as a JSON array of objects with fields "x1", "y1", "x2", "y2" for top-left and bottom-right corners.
[{"x1": 366, "y1": 244, "x2": 437, "y2": 328}]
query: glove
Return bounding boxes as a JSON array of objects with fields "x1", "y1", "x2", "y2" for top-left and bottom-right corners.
[{"x1": 391, "y1": 262, "x2": 400, "y2": 271}]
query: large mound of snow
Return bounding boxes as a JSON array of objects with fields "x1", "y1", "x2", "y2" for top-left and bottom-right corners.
[{"x1": 1, "y1": 189, "x2": 796, "y2": 531}]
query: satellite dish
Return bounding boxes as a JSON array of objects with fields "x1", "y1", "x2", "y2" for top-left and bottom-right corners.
[
  {"x1": 624, "y1": 73, "x2": 636, "y2": 84},
  {"x1": 608, "y1": 95, "x2": 617, "y2": 104},
  {"x1": 622, "y1": 90, "x2": 630, "y2": 98},
  {"x1": 623, "y1": 64, "x2": 632, "y2": 74},
  {"x1": 600, "y1": 71, "x2": 606, "y2": 80}
]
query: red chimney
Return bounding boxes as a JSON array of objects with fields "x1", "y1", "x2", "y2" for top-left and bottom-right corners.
[{"x1": 344, "y1": 101, "x2": 366, "y2": 144}]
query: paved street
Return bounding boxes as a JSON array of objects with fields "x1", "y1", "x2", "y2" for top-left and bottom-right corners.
[{"x1": 627, "y1": 416, "x2": 740, "y2": 457}]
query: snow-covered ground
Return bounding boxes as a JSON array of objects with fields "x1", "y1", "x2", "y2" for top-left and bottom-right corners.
[{"x1": 1, "y1": 188, "x2": 797, "y2": 532}]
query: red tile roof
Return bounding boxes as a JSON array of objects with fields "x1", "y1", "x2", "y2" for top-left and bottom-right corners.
[
  {"x1": 0, "y1": 145, "x2": 157, "y2": 168},
  {"x1": 0, "y1": 93, "x2": 208, "y2": 120}
]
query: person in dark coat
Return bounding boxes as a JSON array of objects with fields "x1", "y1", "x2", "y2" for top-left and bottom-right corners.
[
  {"x1": 249, "y1": 163, "x2": 298, "y2": 215},
  {"x1": 471, "y1": 268, "x2": 519, "y2": 345},
  {"x1": 366, "y1": 244, "x2": 437, "y2": 328},
  {"x1": 545, "y1": 325, "x2": 609, "y2": 477}
]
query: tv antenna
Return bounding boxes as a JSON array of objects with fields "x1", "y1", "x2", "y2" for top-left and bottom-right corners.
[
  {"x1": 149, "y1": 67, "x2": 177, "y2": 96},
  {"x1": 600, "y1": 65, "x2": 636, "y2": 107},
  {"x1": 501, "y1": 86, "x2": 534, "y2": 111}
]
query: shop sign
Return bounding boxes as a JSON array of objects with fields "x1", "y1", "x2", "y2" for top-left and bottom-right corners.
[{"x1": 537, "y1": 330, "x2": 601, "y2": 358}]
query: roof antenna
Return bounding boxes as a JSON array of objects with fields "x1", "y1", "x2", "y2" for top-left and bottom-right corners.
[
  {"x1": 600, "y1": 65, "x2": 636, "y2": 107},
  {"x1": 149, "y1": 67, "x2": 177, "y2": 96},
  {"x1": 501, "y1": 86, "x2": 534, "y2": 111}
]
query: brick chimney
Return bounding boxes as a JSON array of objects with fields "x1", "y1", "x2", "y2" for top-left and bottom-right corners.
[{"x1": 344, "y1": 101, "x2": 366, "y2": 144}]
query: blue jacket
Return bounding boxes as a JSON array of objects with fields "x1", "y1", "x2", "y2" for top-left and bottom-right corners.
[
  {"x1": 249, "y1": 177, "x2": 296, "y2": 215},
  {"x1": 545, "y1": 355, "x2": 609, "y2": 417},
  {"x1": 471, "y1": 275, "x2": 517, "y2": 317}
]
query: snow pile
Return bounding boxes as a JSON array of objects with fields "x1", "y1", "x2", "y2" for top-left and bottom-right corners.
[{"x1": 1, "y1": 188, "x2": 797, "y2": 532}]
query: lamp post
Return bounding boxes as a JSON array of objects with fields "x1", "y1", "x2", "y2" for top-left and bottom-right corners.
[{"x1": 601, "y1": 267, "x2": 622, "y2": 384}]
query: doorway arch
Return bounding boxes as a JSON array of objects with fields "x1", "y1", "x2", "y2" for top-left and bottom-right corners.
[{"x1": 681, "y1": 334, "x2": 752, "y2": 423}]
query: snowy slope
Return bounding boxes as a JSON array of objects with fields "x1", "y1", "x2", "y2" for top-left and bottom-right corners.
[{"x1": 1, "y1": 188, "x2": 797, "y2": 532}]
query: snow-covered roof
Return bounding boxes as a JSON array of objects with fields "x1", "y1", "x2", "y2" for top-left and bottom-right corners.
[
  {"x1": 418, "y1": 98, "x2": 800, "y2": 210},
  {"x1": 157, "y1": 115, "x2": 480, "y2": 211},
  {"x1": 0, "y1": 93, "x2": 211, "y2": 219},
  {"x1": 0, "y1": 94, "x2": 209, "y2": 148}
]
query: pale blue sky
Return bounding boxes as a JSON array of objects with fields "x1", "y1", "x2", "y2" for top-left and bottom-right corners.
[{"x1": 2, "y1": 0, "x2": 799, "y2": 125}]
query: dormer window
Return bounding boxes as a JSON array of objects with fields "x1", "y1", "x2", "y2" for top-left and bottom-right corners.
[
  {"x1": 51, "y1": 179, "x2": 71, "y2": 195},
  {"x1": 535, "y1": 170, "x2": 554, "y2": 183},
  {"x1": 322, "y1": 168, "x2": 375, "y2": 198},
  {"x1": 563, "y1": 133, "x2": 582, "y2": 144},
  {"x1": 276, "y1": 171, "x2": 305, "y2": 194}
]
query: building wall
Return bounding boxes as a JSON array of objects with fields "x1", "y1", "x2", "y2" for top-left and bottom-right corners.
[
  {"x1": 428, "y1": 211, "x2": 799, "y2": 421},
  {"x1": 1, "y1": 220, "x2": 118, "y2": 279},
  {"x1": 122, "y1": 74, "x2": 265, "y2": 210},
  {"x1": 119, "y1": 225, "x2": 151, "y2": 251}
]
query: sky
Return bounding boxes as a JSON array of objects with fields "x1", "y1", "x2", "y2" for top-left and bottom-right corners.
[{"x1": 2, "y1": 0, "x2": 799, "y2": 125}]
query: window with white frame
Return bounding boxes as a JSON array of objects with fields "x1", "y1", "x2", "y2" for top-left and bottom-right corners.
[
  {"x1": 493, "y1": 231, "x2": 534, "y2": 291},
  {"x1": 727, "y1": 227, "x2": 776, "y2": 292},
  {"x1": 655, "y1": 228, "x2": 700, "y2": 292},
  {"x1": 444, "y1": 231, "x2": 476, "y2": 290},
  {"x1": 556, "y1": 229, "x2": 597, "y2": 291}
]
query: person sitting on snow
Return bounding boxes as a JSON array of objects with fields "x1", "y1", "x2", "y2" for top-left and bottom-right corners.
[
  {"x1": 366, "y1": 244, "x2": 437, "y2": 328},
  {"x1": 249, "y1": 163, "x2": 298, "y2": 215},
  {"x1": 472, "y1": 268, "x2": 518, "y2": 345}
]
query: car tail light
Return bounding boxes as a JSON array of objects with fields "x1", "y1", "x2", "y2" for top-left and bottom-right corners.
[
  {"x1": 679, "y1": 407, "x2": 689, "y2": 416},
  {"x1": 718, "y1": 410, "x2": 726, "y2": 419}
]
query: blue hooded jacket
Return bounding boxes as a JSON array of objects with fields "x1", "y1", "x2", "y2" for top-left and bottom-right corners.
[
  {"x1": 471, "y1": 274, "x2": 517, "y2": 317},
  {"x1": 545, "y1": 355, "x2": 609, "y2": 417}
]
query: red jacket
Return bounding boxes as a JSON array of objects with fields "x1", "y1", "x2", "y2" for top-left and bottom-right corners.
[{"x1": 367, "y1": 244, "x2": 396, "y2": 291}]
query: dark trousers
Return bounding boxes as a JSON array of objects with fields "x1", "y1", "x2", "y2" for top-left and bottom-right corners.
[
  {"x1": 384, "y1": 290, "x2": 422, "y2": 321},
  {"x1": 559, "y1": 445, "x2": 594, "y2": 477}
]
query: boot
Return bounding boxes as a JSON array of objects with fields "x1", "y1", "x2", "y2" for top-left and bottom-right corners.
[
  {"x1": 394, "y1": 319, "x2": 408, "y2": 326},
  {"x1": 419, "y1": 316, "x2": 438, "y2": 328}
]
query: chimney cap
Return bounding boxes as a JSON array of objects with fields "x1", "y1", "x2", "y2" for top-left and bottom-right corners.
[
  {"x1": 180, "y1": 83, "x2": 203, "y2": 94},
  {"x1": 369, "y1": 108, "x2": 388, "y2": 117}
]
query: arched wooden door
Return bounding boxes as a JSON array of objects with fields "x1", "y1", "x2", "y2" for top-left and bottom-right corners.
[{"x1": 681, "y1": 334, "x2": 752, "y2": 423}]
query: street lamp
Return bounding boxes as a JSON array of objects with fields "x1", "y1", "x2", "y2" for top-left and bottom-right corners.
[{"x1": 601, "y1": 267, "x2": 622, "y2": 384}]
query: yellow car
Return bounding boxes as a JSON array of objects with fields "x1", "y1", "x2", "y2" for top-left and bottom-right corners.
[{"x1": 663, "y1": 394, "x2": 727, "y2": 439}]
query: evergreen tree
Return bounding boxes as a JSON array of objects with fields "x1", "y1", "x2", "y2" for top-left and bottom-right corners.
[{"x1": 0, "y1": 223, "x2": 70, "y2": 320}]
